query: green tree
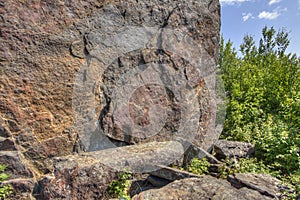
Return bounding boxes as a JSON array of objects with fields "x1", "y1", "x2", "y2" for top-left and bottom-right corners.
[{"x1": 219, "y1": 26, "x2": 300, "y2": 193}]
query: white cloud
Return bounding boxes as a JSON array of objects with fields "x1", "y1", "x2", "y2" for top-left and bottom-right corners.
[
  {"x1": 220, "y1": 0, "x2": 250, "y2": 5},
  {"x1": 269, "y1": 0, "x2": 281, "y2": 5},
  {"x1": 242, "y1": 13, "x2": 254, "y2": 21},
  {"x1": 298, "y1": 0, "x2": 300, "y2": 9},
  {"x1": 258, "y1": 11, "x2": 280, "y2": 20},
  {"x1": 258, "y1": 7, "x2": 287, "y2": 20}
]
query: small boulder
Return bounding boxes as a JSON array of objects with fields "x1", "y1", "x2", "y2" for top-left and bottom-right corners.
[
  {"x1": 228, "y1": 173, "x2": 282, "y2": 198},
  {"x1": 214, "y1": 140, "x2": 255, "y2": 160},
  {"x1": 37, "y1": 157, "x2": 118, "y2": 200}
]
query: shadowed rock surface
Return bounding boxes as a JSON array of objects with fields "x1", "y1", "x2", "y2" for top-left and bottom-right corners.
[{"x1": 149, "y1": 165, "x2": 202, "y2": 181}]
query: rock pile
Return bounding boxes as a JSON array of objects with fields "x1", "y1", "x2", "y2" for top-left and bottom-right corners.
[{"x1": 36, "y1": 140, "x2": 284, "y2": 199}]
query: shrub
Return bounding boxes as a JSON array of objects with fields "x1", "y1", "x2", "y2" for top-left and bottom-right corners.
[
  {"x1": 218, "y1": 157, "x2": 269, "y2": 179},
  {"x1": 186, "y1": 158, "x2": 210, "y2": 175},
  {"x1": 108, "y1": 171, "x2": 132, "y2": 200}
]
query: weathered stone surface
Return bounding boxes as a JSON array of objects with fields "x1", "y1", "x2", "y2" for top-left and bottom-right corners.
[
  {"x1": 228, "y1": 173, "x2": 282, "y2": 198},
  {"x1": 89, "y1": 0, "x2": 221, "y2": 152},
  {"x1": 214, "y1": 140, "x2": 255, "y2": 160},
  {"x1": 146, "y1": 175, "x2": 170, "y2": 187},
  {"x1": 0, "y1": 151, "x2": 33, "y2": 180},
  {"x1": 129, "y1": 174, "x2": 160, "y2": 198},
  {"x1": 37, "y1": 141, "x2": 184, "y2": 198},
  {"x1": 0, "y1": 125, "x2": 11, "y2": 138},
  {"x1": 2, "y1": 178, "x2": 35, "y2": 200},
  {"x1": 1, "y1": 0, "x2": 221, "y2": 179},
  {"x1": 0, "y1": 137, "x2": 17, "y2": 151},
  {"x1": 0, "y1": 123, "x2": 35, "y2": 199},
  {"x1": 1, "y1": 0, "x2": 221, "y2": 198},
  {"x1": 184, "y1": 143, "x2": 221, "y2": 165},
  {"x1": 150, "y1": 165, "x2": 201, "y2": 181},
  {"x1": 84, "y1": 141, "x2": 184, "y2": 172},
  {"x1": 36, "y1": 156, "x2": 118, "y2": 200},
  {"x1": 0, "y1": 0, "x2": 95, "y2": 175},
  {"x1": 132, "y1": 176, "x2": 272, "y2": 200}
]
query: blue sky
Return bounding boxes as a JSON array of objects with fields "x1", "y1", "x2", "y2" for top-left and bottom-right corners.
[{"x1": 220, "y1": 0, "x2": 300, "y2": 56}]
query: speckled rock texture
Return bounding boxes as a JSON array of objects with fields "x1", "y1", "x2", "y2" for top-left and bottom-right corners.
[
  {"x1": 132, "y1": 176, "x2": 273, "y2": 200},
  {"x1": 35, "y1": 154, "x2": 118, "y2": 200},
  {"x1": 214, "y1": 140, "x2": 255, "y2": 160},
  {"x1": 228, "y1": 173, "x2": 282, "y2": 198},
  {"x1": 0, "y1": 0, "x2": 221, "y2": 198},
  {"x1": 36, "y1": 141, "x2": 183, "y2": 199}
]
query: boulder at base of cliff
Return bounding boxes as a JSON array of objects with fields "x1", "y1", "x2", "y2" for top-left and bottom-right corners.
[{"x1": 132, "y1": 176, "x2": 272, "y2": 200}]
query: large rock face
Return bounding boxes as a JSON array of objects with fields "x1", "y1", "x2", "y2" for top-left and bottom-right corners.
[
  {"x1": 0, "y1": 0, "x2": 221, "y2": 198},
  {"x1": 1, "y1": 1, "x2": 101, "y2": 174}
]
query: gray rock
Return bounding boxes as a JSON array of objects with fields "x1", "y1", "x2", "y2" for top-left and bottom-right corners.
[
  {"x1": 70, "y1": 40, "x2": 85, "y2": 59},
  {"x1": 73, "y1": 0, "x2": 222, "y2": 154},
  {"x1": 0, "y1": 126, "x2": 11, "y2": 138},
  {"x1": 2, "y1": 178, "x2": 35, "y2": 200},
  {"x1": 83, "y1": 141, "x2": 184, "y2": 173},
  {"x1": 150, "y1": 165, "x2": 202, "y2": 181},
  {"x1": 183, "y1": 143, "x2": 221, "y2": 165},
  {"x1": 228, "y1": 173, "x2": 282, "y2": 198},
  {"x1": 0, "y1": 151, "x2": 33, "y2": 179},
  {"x1": 214, "y1": 140, "x2": 255, "y2": 160},
  {"x1": 147, "y1": 175, "x2": 170, "y2": 187},
  {"x1": 0, "y1": 137, "x2": 17, "y2": 151},
  {"x1": 1, "y1": 0, "x2": 221, "y2": 181},
  {"x1": 36, "y1": 157, "x2": 118, "y2": 200},
  {"x1": 129, "y1": 174, "x2": 159, "y2": 197},
  {"x1": 37, "y1": 141, "x2": 184, "y2": 198},
  {"x1": 132, "y1": 176, "x2": 272, "y2": 200}
]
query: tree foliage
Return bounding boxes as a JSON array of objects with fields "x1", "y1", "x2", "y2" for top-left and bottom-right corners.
[{"x1": 219, "y1": 26, "x2": 300, "y2": 194}]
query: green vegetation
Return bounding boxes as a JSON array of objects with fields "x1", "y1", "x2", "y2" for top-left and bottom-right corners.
[
  {"x1": 219, "y1": 26, "x2": 300, "y2": 197},
  {"x1": 218, "y1": 157, "x2": 269, "y2": 178},
  {"x1": 108, "y1": 171, "x2": 132, "y2": 200},
  {"x1": 0, "y1": 165, "x2": 12, "y2": 200},
  {"x1": 185, "y1": 157, "x2": 269, "y2": 178},
  {"x1": 186, "y1": 158, "x2": 210, "y2": 175}
]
